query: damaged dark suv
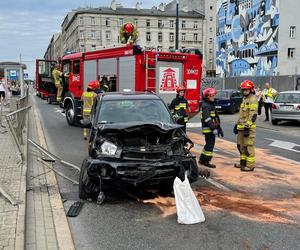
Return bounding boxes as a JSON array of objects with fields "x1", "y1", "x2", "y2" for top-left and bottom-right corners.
[{"x1": 79, "y1": 92, "x2": 199, "y2": 201}]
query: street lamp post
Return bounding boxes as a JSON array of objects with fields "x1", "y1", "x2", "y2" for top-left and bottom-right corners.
[{"x1": 175, "y1": 0, "x2": 179, "y2": 50}]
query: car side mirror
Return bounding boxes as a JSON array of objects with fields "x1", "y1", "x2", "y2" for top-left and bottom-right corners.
[
  {"x1": 80, "y1": 119, "x2": 92, "y2": 129},
  {"x1": 175, "y1": 116, "x2": 185, "y2": 125}
]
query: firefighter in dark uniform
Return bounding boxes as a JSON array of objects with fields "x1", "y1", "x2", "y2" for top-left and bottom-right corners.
[
  {"x1": 233, "y1": 80, "x2": 258, "y2": 171},
  {"x1": 170, "y1": 85, "x2": 189, "y2": 133},
  {"x1": 199, "y1": 88, "x2": 224, "y2": 168}
]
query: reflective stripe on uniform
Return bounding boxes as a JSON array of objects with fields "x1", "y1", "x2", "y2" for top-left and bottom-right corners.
[
  {"x1": 184, "y1": 117, "x2": 189, "y2": 123},
  {"x1": 202, "y1": 151, "x2": 213, "y2": 157},
  {"x1": 83, "y1": 109, "x2": 91, "y2": 114},
  {"x1": 175, "y1": 106, "x2": 180, "y2": 110},
  {"x1": 246, "y1": 156, "x2": 255, "y2": 163},
  {"x1": 179, "y1": 103, "x2": 187, "y2": 108},
  {"x1": 210, "y1": 111, "x2": 216, "y2": 117},
  {"x1": 240, "y1": 154, "x2": 247, "y2": 160},
  {"x1": 83, "y1": 92, "x2": 95, "y2": 98},
  {"x1": 202, "y1": 127, "x2": 212, "y2": 133},
  {"x1": 237, "y1": 124, "x2": 256, "y2": 130},
  {"x1": 240, "y1": 103, "x2": 258, "y2": 109},
  {"x1": 205, "y1": 117, "x2": 211, "y2": 122}
]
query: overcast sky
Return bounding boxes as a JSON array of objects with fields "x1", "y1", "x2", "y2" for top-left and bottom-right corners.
[{"x1": 0, "y1": 0, "x2": 164, "y2": 78}]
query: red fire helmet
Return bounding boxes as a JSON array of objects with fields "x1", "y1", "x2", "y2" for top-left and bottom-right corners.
[
  {"x1": 240, "y1": 80, "x2": 255, "y2": 92},
  {"x1": 88, "y1": 80, "x2": 100, "y2": 90},
  {"x1": 202, "y1": 87, "x2": 217, "y2": 98},
  {"x1": 176, "y1": 85, "x2": 186, "y2": 93},
  {"x1": 123, "y1": 23, "x2": 134, "y2": 34}
]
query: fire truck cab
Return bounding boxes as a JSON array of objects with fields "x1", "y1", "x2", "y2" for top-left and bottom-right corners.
[{"x1": 61, "y1": 45, "x2": 203, "y2": 126}]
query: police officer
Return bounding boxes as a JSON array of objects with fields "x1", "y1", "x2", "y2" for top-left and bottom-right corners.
[
  {"x1": 233, "y1": 80, "x2": 258, "y2": 171},
  {"x1": 170, "y1": 85, "x2": 189, "y2": 132},
  {"x1": 199, "y1": 88, "x2": 223, "y2": 168},
  {"x1": 81, "y1": 81, "x2": 97, "y2": 140}
]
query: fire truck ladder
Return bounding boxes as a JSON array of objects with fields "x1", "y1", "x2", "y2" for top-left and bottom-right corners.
[{"x1": 145, "y1": 54, "x2": 157, "y2": 92}]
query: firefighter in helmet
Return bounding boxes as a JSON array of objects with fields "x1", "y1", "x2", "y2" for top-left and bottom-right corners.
[
  {"x1": 81, "y1": 81, "x2": 98, "y2": 140},
  {"x1": 120, "y1": 22, "x2": 138, "y2": 44},
  {"x1": 52, "y1": 63, "x2": 68, "y2": 103},
  {"x1": 199, "y1": 88, "x2": 224, "y2": 168},
  {"x1": 170, "y1": 85, "x2": 189, "y2": 132},
  {"x1": 233, "y1": 80, "x2": 258, "y2": 171}
]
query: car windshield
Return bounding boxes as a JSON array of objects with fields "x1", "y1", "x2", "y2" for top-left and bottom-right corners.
[
  {"x1": 215, "y1": 91, "x2": 230, "y2": 99},
  {"x1": 275, "y1": 93, "x2": 300, "y2": 104},
  {"x1": 98, "y1": 99, "x2": 173, "y2": 124}
]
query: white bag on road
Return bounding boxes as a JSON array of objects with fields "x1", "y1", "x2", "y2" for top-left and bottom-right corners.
[{"x1": 173, "y1": 174, "x2": 205, "y2": 224}]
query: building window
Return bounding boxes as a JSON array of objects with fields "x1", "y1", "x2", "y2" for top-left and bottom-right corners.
[
  {"x1": 209, "y1": 48, "x2": 213, "y2": 53},
  {"x1": 194, "y1": 33, "x2": 198, "y2": 41},
  {"x1": 158, "y1": 20, "x2": 163, "y2": 28},
  {"x1": 91, "y1": 30, "x2": 96, "y2": 39},
  {"x1": 106, "y1": 30, "x2": 111, "y2": 40},
  {"x1": 91, "y1": 17, "x2": 96, "y2": 25},
  {"x1": 91, "y1": 45, "x2": 96, "y2": 51},
  {"x1": 210, "y1": 6, "x2": 213, "y2": 10},
  {"x1": 169, "y1": 20, "x2": 174, "y2": 28},
  {"x1": 169, "y1": 32, "x2": 174, "y2": 42},
  {"x1": 209, "y1": 38, "x2": 213, "y2": 44},
  {"x1": 146, "y1": 32, "x2": 151, "y2": 41},
  {"x1": 146, "y1": 19, "x2": 151, "y2": 27},
  {"x1": 210, "y1": 27, "x2": 213, "y2": 32},
  {"x1": 288, "y1": 48, "x2": 295, "y2": 59},
  {"x1": 105, "y1": 18, "x2": 110, "y2": 27},
  {"x1": 157, "y1": 46, "x2": 163, "y2": 51},
  {"x1": 80, "y1": 45, "x2": 85, "y2": 52},
  {"x1": 182, "y1": 20, "x2": 186, "y2": 29},
  {"x1": 119, "y1": 18, "x2": 124, "y2": 26},
  {"x1": 79, "y1": 17, "x2": 84, "y2": 25},
  {"x1": 290, "y1": 26, "x2": 296, "y2": 38},
  {"x1": 181, "y1": 33, "x2": 186, "y2": 41},
  {"x1": 79, "y1": 30, "x2": 84, "y2": 39},
  {"x1": 158, "y1": 32, "x2": 163, "y2": 42},
  {"x1": 194, "y1": 21, "x2": 198, "y2": 29},
  {"x1": 134, "y1": 19, "x2": 138, "y2": 26},
  {"x1": 209, "y1": 16, "x2": 213, "y2": 21}
]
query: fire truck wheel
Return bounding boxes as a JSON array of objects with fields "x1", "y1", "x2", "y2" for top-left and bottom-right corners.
[{"x1": 66, "y1": 102, "x2": 79, "y2": 126}]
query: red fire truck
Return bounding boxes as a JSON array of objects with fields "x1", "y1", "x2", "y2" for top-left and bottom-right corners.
[{"x1": 40, "y1": 45, "x2": 203, "y2": 125}]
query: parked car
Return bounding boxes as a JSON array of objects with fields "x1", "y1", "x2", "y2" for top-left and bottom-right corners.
[
  {"x1": 271, "y1": 91, "x2": 300, "y2": 125},
  {"x1": 214, "y1": 89, "x2": 243, "y2": 114},
  {"x1": 79, "y1": 92, "x2": 199, "y2": 202}
]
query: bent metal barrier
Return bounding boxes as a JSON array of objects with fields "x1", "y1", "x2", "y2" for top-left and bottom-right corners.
[{"x1": 5, "y1": 91, "x2": 31, "y2": 162}]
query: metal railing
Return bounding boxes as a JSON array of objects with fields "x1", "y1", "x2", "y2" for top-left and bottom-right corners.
[{"x1": 5, "y1": 88, "x2": 31, "y2": 162}]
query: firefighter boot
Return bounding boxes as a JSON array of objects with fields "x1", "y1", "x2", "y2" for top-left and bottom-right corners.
[
  {"x1": 241, "y1": 166, "x2": 255, "y2": 172},
  {"x1": 198, "y1": 159, "x2": 216, "y2": 168},
  {"x1": 234, "y1": 160, "x2": 246, "y2": 168}
]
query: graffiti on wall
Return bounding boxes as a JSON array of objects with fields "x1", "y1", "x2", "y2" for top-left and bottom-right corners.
[{"x1": 216, "y1": 0, "x2": 280, "y2": 77}]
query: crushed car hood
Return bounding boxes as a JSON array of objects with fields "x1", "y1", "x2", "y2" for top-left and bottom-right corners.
[{"x1": 97, "y1": 121, "x2": 183, "y2": 133}]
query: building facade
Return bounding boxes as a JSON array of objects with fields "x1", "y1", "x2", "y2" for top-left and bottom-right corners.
[
  {"x1": 44, "y1": 33, "x2": 62, "y2": 61},
  {"x1": 44, "y1": 1, "x2": 217, "y2": 75},
  {"x1": 277, "y1": 0, "x2": 300, "y2": 75},
  {"x1": 216, "y1": 0, "x2": 280, "y2": 77}
]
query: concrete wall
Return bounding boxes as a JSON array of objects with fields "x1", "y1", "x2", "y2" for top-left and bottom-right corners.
[{"x1": 277, "y1": 0, "x2": 300, "y2": 75}]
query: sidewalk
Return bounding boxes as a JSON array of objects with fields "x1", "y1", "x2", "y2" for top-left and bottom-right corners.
[
  {"x1": 0, "y1": 103, "x2": 25, "y2": 250},
  {"x1": 25, "y1": 97, "x2": 74, "y2": 250}
]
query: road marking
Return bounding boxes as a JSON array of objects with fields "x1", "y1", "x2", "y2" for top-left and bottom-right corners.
[
  {"x1": 204, "y1": 178, "x2": 232, "y2": 192},
  {"x1": 54, "y1": 108, "x2": 66, "y2": 117},
  {"x1": 187, "y1": 122, "x2": 202, "y2": 128},
  {"x1": 265, "y1": 138, "x2": 300, "y2": 153}
]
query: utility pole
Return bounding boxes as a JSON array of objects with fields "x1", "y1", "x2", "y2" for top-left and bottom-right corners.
[
  {"x1": 19, "y1": 54, "x2": 24, "y2": 97},
  {"x1": 175, "y1": 0, "x2": 179, "y2": 50}
]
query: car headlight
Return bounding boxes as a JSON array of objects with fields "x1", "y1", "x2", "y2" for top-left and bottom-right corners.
[{"x1": 101, "y1": 141, "x2": 118, "y2": 156}]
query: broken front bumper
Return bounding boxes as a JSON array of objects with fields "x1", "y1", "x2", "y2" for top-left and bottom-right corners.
[{"x1": 84, "y1": 156, "x2": 198, "y2": 186}]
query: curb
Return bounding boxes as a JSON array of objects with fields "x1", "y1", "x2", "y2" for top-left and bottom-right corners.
[
  {"x1": 32, "y1": 97, "x2": 75, "y2": 250},
  {"x1": 15, "y1": 106, "x2": 28, "y2": 249}
]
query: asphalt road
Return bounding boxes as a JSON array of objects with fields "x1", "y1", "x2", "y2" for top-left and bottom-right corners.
[{"x1": 33, "y1": 95, "x2": 300, "y2": 250}]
